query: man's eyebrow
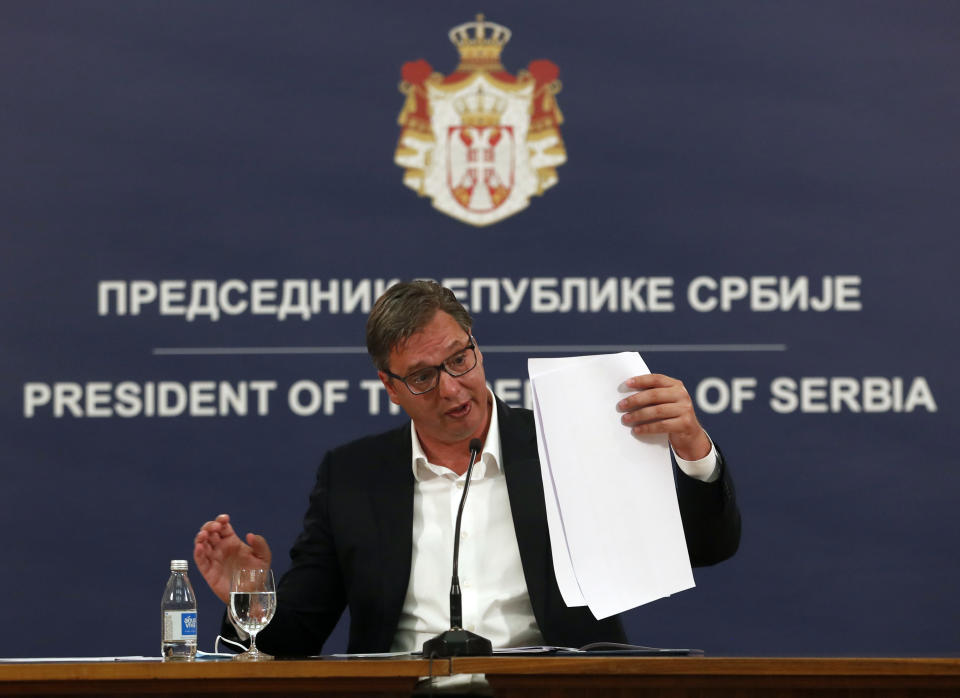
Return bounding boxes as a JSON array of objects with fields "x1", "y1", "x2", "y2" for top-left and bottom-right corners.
[{"x1": 401, "y1": 337, "x2": 470, "y2": 374}]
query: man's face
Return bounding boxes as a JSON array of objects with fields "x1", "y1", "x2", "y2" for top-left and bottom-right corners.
[{"x1": 379, "y1": 310, "x2": 489, "y2": 451}]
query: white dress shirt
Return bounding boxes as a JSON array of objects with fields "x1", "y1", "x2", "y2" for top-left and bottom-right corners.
[
  {"x1": 390, "y1": 392, "x2": 719, "y2": 652},
  {"x1": 391, "y1": 396, "x2": 543, "y2": 652}
]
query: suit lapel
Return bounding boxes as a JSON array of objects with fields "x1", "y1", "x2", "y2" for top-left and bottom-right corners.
[
  {"x1": 498, "y1": 399, "x2": 551, "y2": 628},
  {"x1": 368, "y1": 424, "x2": 415, "y2": 649}
]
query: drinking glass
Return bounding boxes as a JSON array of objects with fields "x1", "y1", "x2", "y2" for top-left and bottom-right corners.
[{"x1": 229, "y1": 567, "x2": 277, "y2": 661}]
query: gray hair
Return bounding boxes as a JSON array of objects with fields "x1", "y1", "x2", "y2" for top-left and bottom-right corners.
[{"x1": 365, "y1": 280, "x2": 473, "y2": 373}]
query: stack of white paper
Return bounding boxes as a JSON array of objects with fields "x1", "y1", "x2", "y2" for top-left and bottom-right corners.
[{"x1": 528, "y1": 352, "x2": 695, "y2": 620}]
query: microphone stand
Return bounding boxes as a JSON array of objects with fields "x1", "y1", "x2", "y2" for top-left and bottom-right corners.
[{"x1": 422, "y1": 438, "x2": 493, "y2": 658}]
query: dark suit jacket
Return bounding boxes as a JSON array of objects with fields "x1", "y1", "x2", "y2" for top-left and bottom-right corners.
[{"x1": 238, "y1": 399, "x2": 740, "y2": 656}]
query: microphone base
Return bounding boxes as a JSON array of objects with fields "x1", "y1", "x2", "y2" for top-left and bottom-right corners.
[{"x1": 422, "y1": 628, "x2": 493, "y2": 658}]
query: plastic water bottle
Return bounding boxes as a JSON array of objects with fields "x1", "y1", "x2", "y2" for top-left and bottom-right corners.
[{"x1": 161, "y1": 560, "x2": 197, "y2": 660}]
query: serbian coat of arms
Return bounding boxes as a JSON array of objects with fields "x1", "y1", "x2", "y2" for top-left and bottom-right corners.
[{"x1": 394, "y1": 15, "x2": 566, "y2": 226}]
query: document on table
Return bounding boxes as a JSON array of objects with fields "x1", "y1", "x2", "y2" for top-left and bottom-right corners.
[{"x1": 528, "y1": 352, "x2": 695, "y2": 619}]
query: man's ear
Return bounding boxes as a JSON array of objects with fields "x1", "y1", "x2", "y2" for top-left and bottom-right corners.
[{"x1": 378, "y1": 371, "x2": 402, "y2": 405}]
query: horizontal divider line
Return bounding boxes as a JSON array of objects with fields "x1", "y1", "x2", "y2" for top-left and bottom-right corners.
[{"x1": 153, "y1": 344, "x2": 787, "y2": 356}]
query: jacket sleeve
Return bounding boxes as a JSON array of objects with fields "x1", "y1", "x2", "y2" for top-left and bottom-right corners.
[
  {"x1": 219, "y1": 450, "x2": 347, "y2": 657},
  {"x1": 675, "y1": 443, "x2": 741, "y2": 566}
]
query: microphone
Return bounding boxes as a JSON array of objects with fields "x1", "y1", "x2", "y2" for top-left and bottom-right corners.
[{"x1": 421, "y1": 438, "x2": 493, "y2": 658}]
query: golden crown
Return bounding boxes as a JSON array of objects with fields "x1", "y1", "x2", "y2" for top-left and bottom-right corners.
[
  {"x1": 448, "y1": 14, "x2": 511, "y2": 71},
  {"x1": 453, "y1": 86, "x2": 506, "y2": 127}
]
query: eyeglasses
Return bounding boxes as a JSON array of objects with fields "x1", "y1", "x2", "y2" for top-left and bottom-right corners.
[{"x1": 385, "y1": 337, "x2": 478, "y2": 395}]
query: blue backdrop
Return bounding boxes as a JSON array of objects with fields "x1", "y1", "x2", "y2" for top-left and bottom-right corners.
[{"x1": 2, "y1": 0, "x2": 957, "y2": 658}]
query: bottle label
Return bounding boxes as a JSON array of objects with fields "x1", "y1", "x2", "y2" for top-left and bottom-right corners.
[{"x1": 163, "y1": 611, "x2": 197, "y2": 641}]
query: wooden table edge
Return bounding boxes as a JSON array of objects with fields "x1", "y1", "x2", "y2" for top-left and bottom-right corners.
[
  {"x1": 0, "y1": 657, "x2": 451, "y2": 682},
  {"x1": 449, "y1": 656, "x2": 960, "y2": 677}
]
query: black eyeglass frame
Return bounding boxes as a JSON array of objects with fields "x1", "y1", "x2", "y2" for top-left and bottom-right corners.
[{"x1": 383, "y1": 336, "x2": 479, "y2": 396}]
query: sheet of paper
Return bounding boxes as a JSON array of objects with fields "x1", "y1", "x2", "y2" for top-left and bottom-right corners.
[
  {"x1": 528, "y1": 352, "x2": 695, "y2": 619},
  {"x1": 528, "y1": 355, "x2": 610, "y2": 607}
]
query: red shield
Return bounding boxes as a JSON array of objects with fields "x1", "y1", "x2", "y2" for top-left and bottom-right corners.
[{"x1": 446, "y1": 125, "x2": 515, "y2": 213}]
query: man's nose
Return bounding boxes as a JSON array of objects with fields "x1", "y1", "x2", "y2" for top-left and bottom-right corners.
[{"x1": 437, "y1": 369, "x2": 461, "y2": 397}]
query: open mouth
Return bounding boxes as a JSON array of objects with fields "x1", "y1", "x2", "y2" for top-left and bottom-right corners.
[{"x1": 446, "y1": 401, "x2": 471, "y2": 418}]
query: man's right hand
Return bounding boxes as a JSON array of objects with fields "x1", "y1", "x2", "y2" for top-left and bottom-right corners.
[{"x1": 193, "y1": 514, "x2": 272, "y2": 604}]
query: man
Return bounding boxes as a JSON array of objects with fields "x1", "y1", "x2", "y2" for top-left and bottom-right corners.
[{"x1": 194, "y1": 281, "x2": 740, "y2": 655}]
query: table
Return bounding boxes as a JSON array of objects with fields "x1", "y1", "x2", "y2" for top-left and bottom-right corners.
[
  {"x1": 2, "y1": 657, "x2": 960, "y2": 696},
  {"x1": 452, "y1": 656, "x2": 960, "y2": 697},
  {"x1": 0, "y1": 658, "x2": 447, "y2": 696}
]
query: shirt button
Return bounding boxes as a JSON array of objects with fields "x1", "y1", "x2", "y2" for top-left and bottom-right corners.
[
  {"x1": 467, "y1": 624, "x2": 476, "y2": 632},
  {"x1": 456, "y1": 481, "x2": 465, "y2": 489},
  {"x1": 461, "y1": 531, "x2": 468, "y2": 539}
]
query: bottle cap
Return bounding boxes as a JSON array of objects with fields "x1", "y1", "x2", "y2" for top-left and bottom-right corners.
[{"x1": 170, "y1": 560, "x2": 188, "y2": 571}]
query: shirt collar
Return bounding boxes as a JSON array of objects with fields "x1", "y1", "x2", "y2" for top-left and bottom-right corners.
[{"x1": 410, "y1": 390, "x2": 502, "y2": 482}]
